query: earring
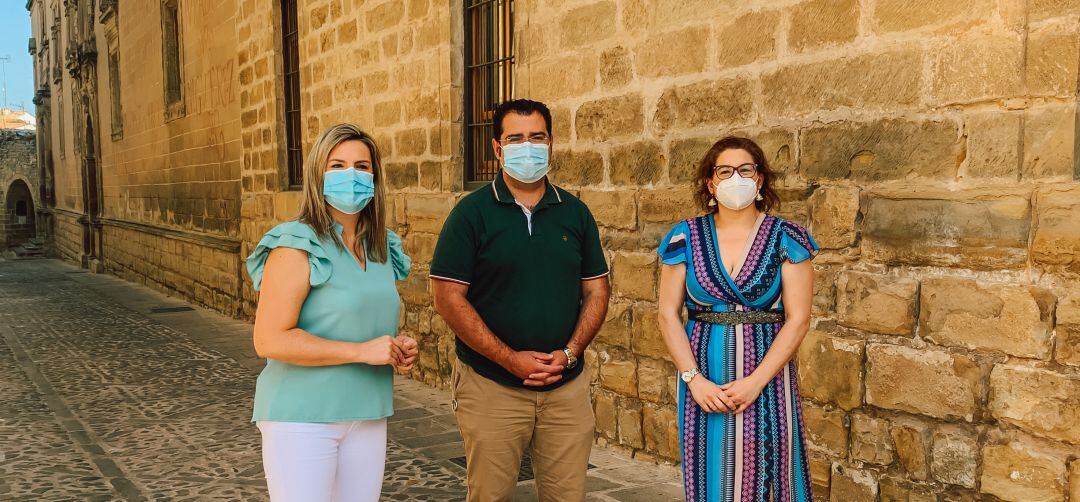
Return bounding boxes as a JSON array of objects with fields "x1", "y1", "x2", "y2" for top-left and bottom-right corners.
[
  {"x1": 755, "y1": 191, "x2": 764, "y2": 202},
  {"x1": 708, "y1": 198, "x2": 717, "y2": 207}
]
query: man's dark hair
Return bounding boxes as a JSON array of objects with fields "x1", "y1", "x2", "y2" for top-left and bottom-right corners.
[{"x1": 492, "y1": 99, "x2": 553, "y2": 140}]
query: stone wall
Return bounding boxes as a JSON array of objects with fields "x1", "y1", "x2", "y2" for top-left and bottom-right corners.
[
  {"x1": 498, "y1": 1, "x2": 1080, "y2": 500},
  {"x1": 29, "y1": 0, "x2": 1080, "y2": 499},
  {"x1": 0, "y1": 130, "x2": 41, "y2": 248},
  {"x1": 32, "y1": 0, "x2": 245, "y2": 312},
  {"x1": 235, "y1": 0, "x2": 463, "y2": 318},
  {"x1": 52, "y1": 211, "x2": 82, "y2": 264},
  {"x1": 94, "y1": 0, "x2": 244, "y2": 312},
  {"x1": 93, "y1": 1, "x2": 243, "y2": 237}
]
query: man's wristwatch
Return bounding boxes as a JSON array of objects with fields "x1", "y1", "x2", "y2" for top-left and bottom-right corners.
[
  {"x1": 680, "y1": 368, "x2": 701, "y2": 383},
  {"x1": 563, "y1": 348, "x2": 579, "y2": 369}
]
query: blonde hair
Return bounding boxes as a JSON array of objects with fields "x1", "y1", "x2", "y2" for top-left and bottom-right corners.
[{"x1": 297, "y1": 123, "x2": 389, "y2": 264}]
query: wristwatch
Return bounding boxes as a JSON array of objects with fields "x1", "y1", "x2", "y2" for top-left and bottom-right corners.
[
  {"x1": 563, "y1": 348, "x2": 579, "y2": 369},
  {"x1": 680, "y1": 368, "x2": 701, "y2": 383}
]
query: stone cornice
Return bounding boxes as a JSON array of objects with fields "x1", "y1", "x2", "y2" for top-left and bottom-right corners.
[
  {"x1": 32, "y1": 86, "x2": 51, "y2": 105},
  {"x1": 98, "y1": 217, "x2": 243, "y2": 253}
]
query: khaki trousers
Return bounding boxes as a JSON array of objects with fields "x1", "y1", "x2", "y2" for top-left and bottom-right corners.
[{"x1": 452, "y1": 359, "x2": 595, "y2": 502}]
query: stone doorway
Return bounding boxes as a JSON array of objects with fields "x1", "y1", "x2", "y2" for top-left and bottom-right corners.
[{"x1": 3, "y1": 179, "x2": 36, "y2": 248}]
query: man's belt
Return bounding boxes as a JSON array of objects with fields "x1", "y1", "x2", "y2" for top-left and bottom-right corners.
[{"x1": 688, "y1": 309, "x2": 785, "y2": 325}]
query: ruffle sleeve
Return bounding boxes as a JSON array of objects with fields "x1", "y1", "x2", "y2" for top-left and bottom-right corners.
[
  {"x1": 386, "y1": 229, "x2": 411, "y2": 281},
  {"x1": 245, "y1": 221, "x2": 333, "y2": 291},
  {"x1": 778, "y1": 219, "x2": 820, "y2": 264},
  {"x1": 657, "y1": 220, "x2": 691, "y2": 266}
]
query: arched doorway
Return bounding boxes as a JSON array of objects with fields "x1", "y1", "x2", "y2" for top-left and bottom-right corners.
[{"x1": 5, "y1": 180, "x2": 36, "y2": 248}]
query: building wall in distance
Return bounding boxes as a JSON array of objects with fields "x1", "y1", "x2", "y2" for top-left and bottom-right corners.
[
  {"x1": 32, "y1": 0, "x2": 244, "y2": 313},
  {"x1": 0, "y1": 131, "x2": 41, "y2": 247}
]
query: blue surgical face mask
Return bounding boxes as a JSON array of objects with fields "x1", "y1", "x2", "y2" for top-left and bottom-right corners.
[
  {"x1": 323, "y1": 168, "x2": 375, "y2": 214},
  {"x1": 501, "y1": 142, "x2": 550, "y2": 183}
]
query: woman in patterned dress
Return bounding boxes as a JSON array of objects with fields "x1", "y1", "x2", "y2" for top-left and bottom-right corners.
[{"x1": 657, "y1": 136, "x2": 818, "y2": 502}]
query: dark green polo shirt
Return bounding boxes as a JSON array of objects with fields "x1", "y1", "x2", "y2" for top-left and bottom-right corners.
[{"x1": 430, "y1": 173, "x2": 609, "y2": 390}]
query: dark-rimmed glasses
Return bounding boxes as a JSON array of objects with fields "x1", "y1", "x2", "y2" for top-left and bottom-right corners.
[
  {"x1": 499, "y1": 133, "x2": 551, "y2": 145},
  {"x1": 713, "y1": 163, "x2": 758, "y2": 180}
]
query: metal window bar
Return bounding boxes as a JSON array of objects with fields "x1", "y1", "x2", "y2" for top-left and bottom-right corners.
[
  {"x1": 281, "y1": 0, "x2": 303, "y2": 188},
  {"x1": 464, "y1": 0, "x2": 513, "y2": 184}
]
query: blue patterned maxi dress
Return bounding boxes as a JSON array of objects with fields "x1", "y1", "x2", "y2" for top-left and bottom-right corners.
[{"x1": 658, "y1": 213, "x2": 819, "y2": 502}]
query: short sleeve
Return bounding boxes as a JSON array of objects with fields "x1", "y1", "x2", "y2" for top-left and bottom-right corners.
[
  {"x1": 657, "y1": 221, "x2": 690, "y2": 266},
  {"x1": 386, "y1": 229, "x2": 411, "y2": 281},
  {"x1": 580, "y1": 207, "x2": 609, "y2": 280},
  {"x1": 245, "y1": 221, "x2": 333, "y2": 291},
  {"x1": 429, "y1": 203, "x2": 477, "y2": 285},
  {"x1": 779, "y1": 220, "x2": 820, "y2": 264}
]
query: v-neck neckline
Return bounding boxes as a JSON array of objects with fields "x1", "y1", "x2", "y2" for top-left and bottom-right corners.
[
  {"x1": 347, "y1": 245, "x2": 367, "y2": 272},
  {"x1": 333, "y1": 222, "x2": 368, "y2": 272},
  {"x1": 709, "y1": 212, "x2": 766, "y2": 287}
]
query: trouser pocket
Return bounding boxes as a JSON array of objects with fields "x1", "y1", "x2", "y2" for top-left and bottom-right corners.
[{"x1": 451, "y1": 359, "x2": 464, "y2": 411}]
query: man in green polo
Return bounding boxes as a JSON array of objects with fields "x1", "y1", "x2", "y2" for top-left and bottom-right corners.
[{"x1": 430, "y1": 99, "x2": 610, "y2": 502}]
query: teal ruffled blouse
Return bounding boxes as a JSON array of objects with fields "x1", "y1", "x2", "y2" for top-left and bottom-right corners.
[{"x1": 245, "y1": 220, "x2": 411, "y2": 423}]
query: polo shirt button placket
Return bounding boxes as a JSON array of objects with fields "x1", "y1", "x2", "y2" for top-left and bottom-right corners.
[{"x1": 428, "y1": 174, "x2": 610, "y2": 390}]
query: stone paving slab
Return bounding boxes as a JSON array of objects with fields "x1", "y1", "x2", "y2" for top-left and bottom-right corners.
[{"x1": 0, "y1": 258, "x2": 683, "y2": 501}]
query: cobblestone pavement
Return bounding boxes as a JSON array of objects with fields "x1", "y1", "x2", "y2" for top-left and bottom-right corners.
[{"x1": 0, "y1": 258, "x2": 683, "y2": 501}]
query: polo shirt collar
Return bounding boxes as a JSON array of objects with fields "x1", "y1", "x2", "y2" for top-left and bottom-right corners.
[{"x1": 491, "y1": 171, "x2": 563, "y2": 208}]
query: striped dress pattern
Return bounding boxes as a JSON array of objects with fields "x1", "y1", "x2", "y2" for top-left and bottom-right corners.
[{"x1": 658, "y1": 214, "x2": 819, "y2": 502}]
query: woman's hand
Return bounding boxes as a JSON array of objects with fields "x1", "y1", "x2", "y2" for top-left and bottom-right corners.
[
  {"x1": 687, "y1": 375, "x2": 737, "y2": 413},
  {"x1": 356, "y1": 335, "x2": 403, "y2": 366},
  {"x1": 720, "y1": 377, "x2": 766, "y2": 414},
  {"x1": 393, "y1": 334, "x2": 418, "y2": 374}
]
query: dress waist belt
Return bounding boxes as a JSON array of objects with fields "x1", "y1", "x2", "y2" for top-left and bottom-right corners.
[{"x1": 688, "y1": 309, "x2": 785, "y2": 325}]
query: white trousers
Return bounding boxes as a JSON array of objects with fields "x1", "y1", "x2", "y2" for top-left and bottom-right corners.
[{"x1": 257, "y1": 419, "x2": 388, "y2": 502}]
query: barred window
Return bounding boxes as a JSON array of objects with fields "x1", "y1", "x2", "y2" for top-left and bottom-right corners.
[
  {"x1": 281, "y1": 0, "x2": 303, "y2": 188},
  {"x1": 108, "y1": 48, "x2": 123, "y2": 139},
  {"x1": 463, "y1": 0, "x2": 514, "y2": 186},
  {"x1": 160, "y1": 0, "x2": 184, "y2": 119}
]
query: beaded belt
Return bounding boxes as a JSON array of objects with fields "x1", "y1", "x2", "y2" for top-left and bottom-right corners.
[{"x1": 688, "y1": 309, "x2": 785, "y2": 325}]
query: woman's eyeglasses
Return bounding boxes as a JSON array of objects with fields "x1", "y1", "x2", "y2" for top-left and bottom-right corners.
[{"x1": 713, "y1": 163, "x2": 759, "y2": 180}]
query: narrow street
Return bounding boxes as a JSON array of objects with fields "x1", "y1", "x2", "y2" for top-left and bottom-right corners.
[{"x1": 0, "y1": 257, "x2": 682, "y2": 501}]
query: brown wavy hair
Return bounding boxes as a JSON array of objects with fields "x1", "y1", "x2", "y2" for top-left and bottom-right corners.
[{"x1": 693, "y1": 136, "x2": 781, "y2": 214}]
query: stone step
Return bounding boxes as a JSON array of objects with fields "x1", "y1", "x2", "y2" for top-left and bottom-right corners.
[
  {"x1": 13, "y1": 249, "x2": 46, "y2": 258},
  {"x1": 11, "y1": 241, "x2": 47, "y2": 258}
]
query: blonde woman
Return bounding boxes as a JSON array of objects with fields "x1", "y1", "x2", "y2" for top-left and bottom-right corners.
[{"x1": 245, "y1": 123, "x2": 416, "y2": 501}]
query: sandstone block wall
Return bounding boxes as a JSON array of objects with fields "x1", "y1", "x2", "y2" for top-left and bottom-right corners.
[
  {"x1": 235, "y1": 0, "x2": 462, "y2": 314},
  {"x1": 501, "y1": 1, "x2": 1080, "y2": 499},
  {"x1": 36, "y1": 0, "x2": 245, "y2": 313},
  {"x1": 96, "y1": 0, "x2": 244, "y2": 312}
]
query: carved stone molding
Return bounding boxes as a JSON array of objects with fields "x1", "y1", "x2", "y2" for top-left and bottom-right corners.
[
  {"x1": 99, "y1": 0, "x2": 117, "y2": 22},
  {"x1": 33, "y1": 86, "x2": 51, "y2": 106}
]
